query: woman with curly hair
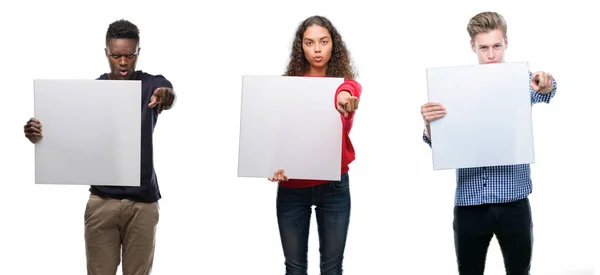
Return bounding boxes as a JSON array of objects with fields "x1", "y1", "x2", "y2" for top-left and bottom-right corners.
[{"x1": 267, "y1": 15, "x2": 362, "y2": 275}]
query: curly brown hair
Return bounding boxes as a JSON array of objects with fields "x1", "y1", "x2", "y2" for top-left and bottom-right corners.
[{"x1": 284, "y1": 15, "x2": 357, "y2": 80}]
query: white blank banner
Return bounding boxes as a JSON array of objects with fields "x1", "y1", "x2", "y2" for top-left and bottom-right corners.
[
  {"x1": 238, "y1": 75, "x2": 344, "y2": 181},
  {"x1": 34, "y1": 79, "x2": 141, "y2": 186},
  {"x1": 426, "y1": 62, "x2": 535, "y2": 170}
]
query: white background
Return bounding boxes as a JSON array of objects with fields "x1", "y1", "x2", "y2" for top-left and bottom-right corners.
[{"x1": 0, "y1": 0, "x2": 598, "y2": 274}]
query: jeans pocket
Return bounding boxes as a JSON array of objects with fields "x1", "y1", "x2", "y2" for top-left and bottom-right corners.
[
  {"x1": 509, "y1": 198, "x2": 530, "y2": 211},
  {"x1": 332, "y1": 173, "x2": 350, "y2": 190}
]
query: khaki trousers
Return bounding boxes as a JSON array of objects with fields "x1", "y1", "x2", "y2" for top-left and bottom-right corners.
[{"x1": 84, "y1": 194, "x2": 159, "y2": 275}]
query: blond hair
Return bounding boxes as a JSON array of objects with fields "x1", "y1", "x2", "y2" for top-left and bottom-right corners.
[{"x1": 467, "y1": 12, "x2": 507, "y2": 40}]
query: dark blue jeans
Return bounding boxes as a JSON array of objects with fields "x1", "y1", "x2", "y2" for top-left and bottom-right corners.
[
  {"x1": 453, "y1": 197, "x2": 534, "y2": 275},
  {"x1": 276, "y1": 173, "x2": 351, "y2": 275}
]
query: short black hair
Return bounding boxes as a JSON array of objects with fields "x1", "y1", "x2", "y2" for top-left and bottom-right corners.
[{"x1": 105, "y1": 19, "x2": 139, "y2": 45}]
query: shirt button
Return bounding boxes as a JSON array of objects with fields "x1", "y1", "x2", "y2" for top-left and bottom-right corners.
[{"x1": 483, "y1": 176, "x2": 488, "y2": 180}]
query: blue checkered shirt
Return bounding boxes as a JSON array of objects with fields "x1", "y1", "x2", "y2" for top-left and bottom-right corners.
[{"x1": 423, "y1": 72, "x2": 557, "y2": 206}]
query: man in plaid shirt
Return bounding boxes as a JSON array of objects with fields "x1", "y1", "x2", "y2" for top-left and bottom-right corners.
[{"x1": 421, "y1": 11, "x2": 557, "y2": 275}]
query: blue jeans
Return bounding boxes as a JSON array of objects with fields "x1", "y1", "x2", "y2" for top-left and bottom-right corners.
[
  {"x1": 453, "y1": 197, "x2": 534, "y2": 275},
  {"x1": 276, "y1": 173, "x2": 351, "y2": 275}
]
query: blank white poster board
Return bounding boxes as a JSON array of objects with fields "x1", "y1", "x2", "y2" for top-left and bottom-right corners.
[
  {"x1": 426, "y1": 61, "x2": 535, "y2": 170},
  {"x1": 238, "y1": 75, "x2": 345, "y2": 181},
  {"x1": 34, "y1": 79, "x2": 142, "y2": 186}
]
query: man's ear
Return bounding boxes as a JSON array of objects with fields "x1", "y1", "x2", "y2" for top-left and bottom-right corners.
[{"x1": 470, "y1": 39, "x2": 476, "y2": 53}]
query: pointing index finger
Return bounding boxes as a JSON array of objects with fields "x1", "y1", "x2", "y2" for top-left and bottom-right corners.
[{"x1": 148, "y1": 95, "x2": 159, "y2": 108}]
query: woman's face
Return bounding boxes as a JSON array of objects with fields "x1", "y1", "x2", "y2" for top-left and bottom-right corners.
[{"x1": 302, "y1": 25, "x2": 332, "y2": 72}]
